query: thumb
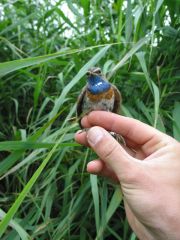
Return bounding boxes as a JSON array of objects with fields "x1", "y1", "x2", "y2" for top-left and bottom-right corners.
[{"x1": 87, "y1": 126, "x2": 141, "y2": 182}]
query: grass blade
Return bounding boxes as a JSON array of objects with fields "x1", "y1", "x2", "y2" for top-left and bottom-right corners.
[
  {"x1": 0, "y1": 209, "x2": 30, "y2": 240},
  {"x1": 90, "y1": 174, "x2": 100, "y2": 234},
  {"x1": 136, "y1": 52, "x2": 160, "y2": 127},
  {"x1": 108, "y1": 35, "x2": 150, "y2": 79},
  {"x1": 0, "y1": 141, "x2": 79, "y2": 151},
  {"x1": 106, "y1": 188, "x2": 122, "y2": 223},
  {"x1": 0, "y1": 49, "x2": 69, "y2": 77},
  {"x1": 0, "y1": 139, "x2": 60, "y2": 237},
  {"x1": 173, "y1": 102, "x2": 180, "y2": 141},
  {"x1": 0, "y1": 45, "x2": 110, "y2": 77}
]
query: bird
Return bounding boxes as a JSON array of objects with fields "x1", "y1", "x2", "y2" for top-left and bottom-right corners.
[{"x1": 76, "y1": 67, "x2": 125, "y2": 144}]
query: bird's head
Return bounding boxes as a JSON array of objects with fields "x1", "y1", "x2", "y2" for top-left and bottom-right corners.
[{"x1": 86, "y1": 67, "x2": 102, "y2": 78}]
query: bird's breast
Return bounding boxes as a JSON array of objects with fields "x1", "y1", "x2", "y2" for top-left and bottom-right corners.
[
  {"x1": 87, "y1": 87, "x2": 114, "y2": 102},
  {"x1": 83, "y1": 87, "x2": 115, "y2": 112}
]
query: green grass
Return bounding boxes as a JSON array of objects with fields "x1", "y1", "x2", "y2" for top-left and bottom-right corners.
[{"x1": 0, "y1": 0, "x2": 180, "y2": 239}]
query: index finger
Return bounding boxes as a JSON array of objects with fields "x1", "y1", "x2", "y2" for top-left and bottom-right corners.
[{"x1": 81, "y1": 111, "x2": 170, "y2": 146}]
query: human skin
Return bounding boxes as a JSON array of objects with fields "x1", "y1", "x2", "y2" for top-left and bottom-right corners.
[{"x1": 75, "y1": 111, "x2": 180, "y2": 240}]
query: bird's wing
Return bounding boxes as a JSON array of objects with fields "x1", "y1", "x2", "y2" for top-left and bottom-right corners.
[
  {"x1": 76, "y1": 85, "x2": 87, "y2": 127},
  {"x1": 112, "y1": 85, "x2": 122, "y2": 113}
]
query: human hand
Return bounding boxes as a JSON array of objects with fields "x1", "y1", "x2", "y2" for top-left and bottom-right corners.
[{"x1": 75, "y1": 111, "x2": 180, "y2": 240}]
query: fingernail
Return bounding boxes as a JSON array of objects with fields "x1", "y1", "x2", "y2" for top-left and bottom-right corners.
[{"x1": 87, "y1": 127, "x2": 104, "y2": 146}]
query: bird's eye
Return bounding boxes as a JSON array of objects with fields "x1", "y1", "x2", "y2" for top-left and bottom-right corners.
[
  {"x1": 95, "y1": 70, "x2": 101, "y2": 75},
  {"x1": 86, "y1": 72, "x2": 90, "y2": 77}
]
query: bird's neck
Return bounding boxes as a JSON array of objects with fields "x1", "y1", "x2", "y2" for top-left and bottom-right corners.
[{"x1": 87, "y1": 75, "x2": 110, "y2": 95}]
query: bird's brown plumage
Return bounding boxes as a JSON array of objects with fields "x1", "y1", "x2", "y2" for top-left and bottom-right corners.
[{"x1": 76, "y1": 84, "x2": 121, "y2": 128}]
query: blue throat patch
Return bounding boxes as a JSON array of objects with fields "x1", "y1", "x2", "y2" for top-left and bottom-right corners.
[{"x1": 87, "y1": 75, "x2": 110, "y2": 95}]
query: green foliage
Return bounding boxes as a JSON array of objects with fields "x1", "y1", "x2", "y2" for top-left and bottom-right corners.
[{"x1": 0, "y1": 0, "x2": 179, "y2": 239}]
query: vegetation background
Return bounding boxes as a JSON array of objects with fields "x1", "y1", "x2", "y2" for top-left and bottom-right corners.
[{"x1": 0, "y1": 0, "x2": 179, "y2": 239}]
